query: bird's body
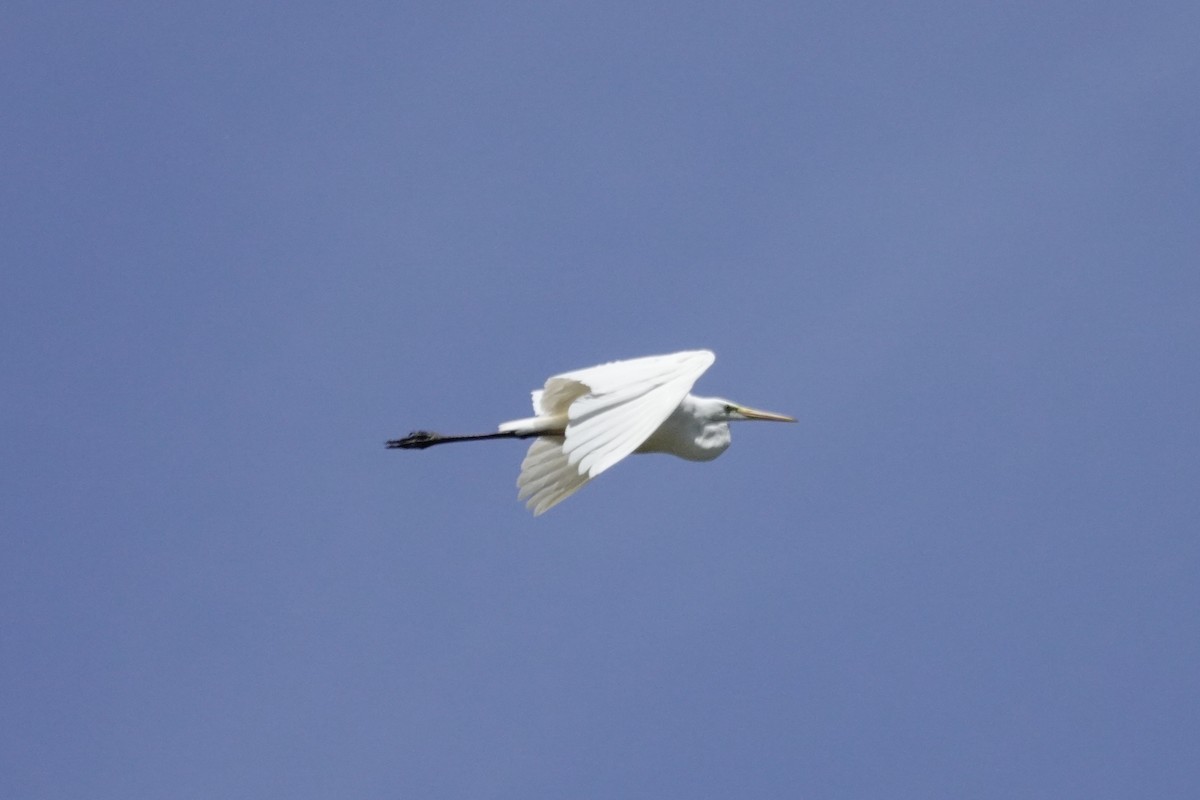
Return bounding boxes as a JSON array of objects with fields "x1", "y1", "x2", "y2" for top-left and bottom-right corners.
[{"x1": 388, "y1": 350, "x2": 794, "y2": 514}]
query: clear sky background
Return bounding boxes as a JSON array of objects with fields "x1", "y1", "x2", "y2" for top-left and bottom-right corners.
[{"x1": 4, "y1": 2, "x2": 1198, "y2": 798}]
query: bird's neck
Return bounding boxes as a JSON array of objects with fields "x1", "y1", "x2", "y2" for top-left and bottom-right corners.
[{"x1": 638, "y1": 395, "x2": 731, "y2": 462}]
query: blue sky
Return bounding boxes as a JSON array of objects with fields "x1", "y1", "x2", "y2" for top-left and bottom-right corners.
[{"x1": 4, "y1": 2, "x2": 1198, "y2": 797}]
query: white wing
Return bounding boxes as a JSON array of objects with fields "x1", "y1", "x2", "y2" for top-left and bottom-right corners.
[
  {"x1": 515, "y1": 350, "x2": 715, "y2": 514},
  {"x1": 516, "y1": 436, "x2": 591, "y2": 515}
]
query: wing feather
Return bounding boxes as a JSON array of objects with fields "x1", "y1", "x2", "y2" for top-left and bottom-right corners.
[
  {"x1": 562, "y1": 350, "x2": 713, "y2": 477},
  {"x1": 567, "y1": 383, "x2": 672, "y2": 472},
  {"x1": 513, "y1": 350, "x2": 715, "y2": 513},
  {"x1": 574, "y1": 370, "x2": 703, "y2": 475},
  {"x1": 516, "y1": 437, "x2": 592, "y2": 515}
]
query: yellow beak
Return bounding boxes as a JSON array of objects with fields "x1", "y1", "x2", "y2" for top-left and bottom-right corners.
[{"x1": 735, "y1": 405, "x2": 797, "y2": 422}]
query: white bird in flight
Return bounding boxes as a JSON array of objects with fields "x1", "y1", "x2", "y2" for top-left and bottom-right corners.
[{"x1": 387, "y1": 350, "x2": 795, "y2": 514}]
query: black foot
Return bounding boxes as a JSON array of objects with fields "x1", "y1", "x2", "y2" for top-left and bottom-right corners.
[{"x1": 386, "y1": 430, "x2": 441, "y2": 449}]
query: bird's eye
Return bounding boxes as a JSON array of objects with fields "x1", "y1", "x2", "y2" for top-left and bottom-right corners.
[{"x1": 724, "y1": 404, "x2": 737, "y2": 414}]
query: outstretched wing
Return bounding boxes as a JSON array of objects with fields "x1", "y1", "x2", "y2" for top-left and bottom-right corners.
[{"x1": 516, "y1": 350, "x2": 715, "y2": 515}]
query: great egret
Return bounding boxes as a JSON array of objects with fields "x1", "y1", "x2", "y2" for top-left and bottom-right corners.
[{"x1": 387, "y1": 350, "x2": 795, "y2": 514}]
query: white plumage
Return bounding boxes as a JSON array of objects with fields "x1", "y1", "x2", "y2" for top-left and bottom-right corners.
[
  {"x1": 510, "y1": 350, "x2": 716, "y2": 514},
  {"x1": 388, "y1": 349, "x2": 795, "y2": 515}
]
